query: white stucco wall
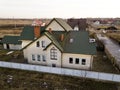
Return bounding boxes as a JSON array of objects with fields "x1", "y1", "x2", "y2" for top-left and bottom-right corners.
[
  {"x1": 3, "y1": 44, "x2": 7, "y2": 49},
  {"x1": 46, "y1": 20, "x2": 65, "y2": 31},
  {"x1": 21, "y1": 40, "x2": 32, "y2": 48},
  {"x1": 24, "y1": 35, "x2": 51, "y2": 65},
  {"x1": 3, "y1": 44, "x2": 21, "y2": 50},
  {"x1": 62, "y1": 53, "x2": 93, "y2": 70},
  {"x1": 23, "y1": 49, "x2": 28, "y2": 59},
  {"x1": 46, "y1": 44, "x2": 62, "y2": 67}
]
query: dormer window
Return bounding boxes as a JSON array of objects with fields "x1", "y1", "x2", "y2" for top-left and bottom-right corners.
[
  {"x1": 70, "y1": 38, "x2": 73, "y2": 43},
  {"x1": 89, "y1": 38, "x2": 95, "y2": 43}
]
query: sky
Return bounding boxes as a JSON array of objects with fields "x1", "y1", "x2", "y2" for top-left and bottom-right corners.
[{"x1": 0, "y1": 0, "x2": 120, "y2": 18}]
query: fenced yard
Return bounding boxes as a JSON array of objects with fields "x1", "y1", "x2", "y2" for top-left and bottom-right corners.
[{"x1": 0, "y1": 61, "x2": 120, "y2": 83}]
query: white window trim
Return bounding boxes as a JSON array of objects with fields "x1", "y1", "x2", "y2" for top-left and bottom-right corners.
[
  {"x1": 42, "y1": 55, "x2": 46, "y2": 62},
  {"x1": 32, "y1": 54, "x2": 35, "y2": 61}
]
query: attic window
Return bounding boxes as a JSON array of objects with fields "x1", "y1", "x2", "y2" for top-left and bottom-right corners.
[{"x1": 70, "y1": 38, "x2": 73, "y2": 43}]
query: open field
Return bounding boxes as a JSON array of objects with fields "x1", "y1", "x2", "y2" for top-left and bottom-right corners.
[
  {"x1": 0, "y1": 18, "x2": 51, "y2": 25},
  {"x1": 106, "y1": 33, "x2": 120, "y2": 43},
  {"x1": 0, "y1": 19, "x2": 51, "y2": 38},
  {"x1": 0, "y1": 19, "x2": 33, "y2": 25},
  {"x1": 0, "y1": 29, "x2": 22, "y2": 38}
]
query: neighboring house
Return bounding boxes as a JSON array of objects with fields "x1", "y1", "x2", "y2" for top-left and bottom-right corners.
[
  {"x1": 67, "y1": 18, "x2": 87, "y2": 31},
  {"x1": 46, "y1": 18, "x2": 73, "y2": 31},
  {"x1": 2, "y1": 36, "x2": 22, "y2": 50},
  {"x1": 93, "y1": 20, "x2": 100, "y2": 25}
]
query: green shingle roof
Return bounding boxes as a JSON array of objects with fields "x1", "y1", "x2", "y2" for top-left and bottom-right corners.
[
  {"x1": 20, "y1": 26, "x2": 34, "y2": 40},
  {"x1": 63, "y1": 31, "x2": 96, "y2": 55},
  {"x1": 46, "y1": 31, "x2": 96, "y2": 55},
  {"x1": 20, "y1": 26, "x2": 45, "y2": 40},
  {"x1": 22, "y1": 30, "x2": 96, "y2": 55},
  {"x1": 2, "y1": 36, "x2": 22, "y2": 44},
  {"x1": 44, "y1": 32, "x2": 63, "y2": 52}
]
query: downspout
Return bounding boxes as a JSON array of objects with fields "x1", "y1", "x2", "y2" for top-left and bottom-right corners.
[
  {"x1": 90, "y1": 55, "x2": 93, "y2": 70},
  {"x1": 61, "y1": 52, "x2": 63, "y2": 68}
]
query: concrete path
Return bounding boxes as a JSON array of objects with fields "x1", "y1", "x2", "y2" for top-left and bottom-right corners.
[{"x1": 97, "y1": 34, "x2": 120, "y2": 67}]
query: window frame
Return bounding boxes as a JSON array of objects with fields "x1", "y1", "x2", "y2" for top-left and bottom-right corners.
[
  {"x1": 75, "y1": 58, "x2": 79, "y2": 64},
  {"x1": 50, "y1": 47, "x2": 57, "y2": 60},
  {"x1": 37, "y1": 55, "x2": 41, "y2": 61},
  {"x1": 82, "y1": 59, "x2": 86, "y2": 65},
  {"x1": 41, "y1": 41, "x2": 45, "y2": 48},
  {"x1": 69, "y1": 58, "x2": 73, "y2": 64},
  {"x1": 42, "y1": 55, "x2": 46, "y2": 62},
  {"x1": 36, "y1": 41, "x2": 40, "y2": 47},
  {"x1": 32, "y1": 54, "x2": 35, "y2": 61}
]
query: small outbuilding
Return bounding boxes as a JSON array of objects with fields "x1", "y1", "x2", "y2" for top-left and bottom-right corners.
[{"x1": 2, "y1": 36, "x2": 22, "y2": 50}]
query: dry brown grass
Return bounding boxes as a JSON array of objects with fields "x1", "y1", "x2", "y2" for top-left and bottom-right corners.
[
  {"x1": 0, "y1": 19, "x2": 33, "y2": 25},
  {"x1": 0, "y1": 29, "x2": 22, "y2": 38},
  {"x1": 0, "y1": 67, "x2": 118, "y2": 90},
  {"x1": 106, "y1": 33, "x2": 120, "y2": 42}
]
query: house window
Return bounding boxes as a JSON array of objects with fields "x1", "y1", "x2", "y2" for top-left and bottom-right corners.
[
  {"x1": 69, "y1": 58, "x2": 73, "y2": 64},
  {"x1": 42, "y1": 55, "x2": 46, "y2": 62},
  {"x1": 75, "y1": 58, "x2": 79, "y2": 64},
  {"x1": 41, "y1": 41, "x2": 45, "y2": 48},
  {"x1": 82, "y1": 59, "x2": 86, "y2": 65},
  {"x1": 50, "y1": 47, "x2": 57, "y2": 60},
  {"x1": 32, "y1": 54, "x2": 35, "y2": 61},
  {"x1": 37, "y1": 55, "x2": 40, "y2": 61},
  {"x1": 36, "y1": 41, "x2": 40, "y2": 47}
]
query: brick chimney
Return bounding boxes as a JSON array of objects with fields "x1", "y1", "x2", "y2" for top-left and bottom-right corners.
[
  {"x1": 60, "y1": 34, "x2": 64, "y2": 41},
  {"x1": 34, "y1": 26, "x2": 40, "y2": 38}
]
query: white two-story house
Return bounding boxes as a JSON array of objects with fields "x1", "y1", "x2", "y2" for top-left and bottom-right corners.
[{"x1": 20, "y1": 18, "x2": 96, "y2": 70}]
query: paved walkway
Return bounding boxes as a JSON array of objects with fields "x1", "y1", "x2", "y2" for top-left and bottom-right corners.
[{"x1": 97, "y1": 34, "x2": 120, "y2": 67}]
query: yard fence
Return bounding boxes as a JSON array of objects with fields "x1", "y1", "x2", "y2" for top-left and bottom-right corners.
[{"x1": 0, "y1": 61, "x2": 120, "y2": 83}]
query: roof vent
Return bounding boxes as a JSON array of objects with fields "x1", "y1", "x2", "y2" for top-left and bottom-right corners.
[
  {"x1": 89, "y1": 38, "x2": 95, "y2": 43},
  {"x1": 70, "y1": 38, "x2": 73, "y2": 43}
]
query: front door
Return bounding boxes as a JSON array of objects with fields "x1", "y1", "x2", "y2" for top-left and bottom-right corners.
[{"x1": 6, "y1": 44, "x2": 10, "y2": 49}]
